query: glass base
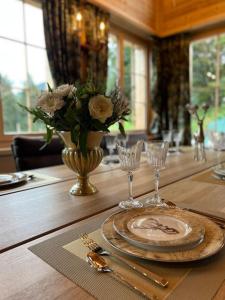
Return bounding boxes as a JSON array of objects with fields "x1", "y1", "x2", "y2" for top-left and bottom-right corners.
[
  {"x1": 144, "y1": 195, "x2": 168, "y2": 208},
  {"x1": 119, "y1": 199, "x2": 143, "y2": 209}
]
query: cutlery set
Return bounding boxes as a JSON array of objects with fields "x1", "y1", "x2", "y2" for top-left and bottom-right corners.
[{"x1": 80, "y1": 203, "x2": 225, "y2": 298}]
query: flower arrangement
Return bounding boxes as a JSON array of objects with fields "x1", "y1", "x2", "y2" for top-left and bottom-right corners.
[
  {"x1": 186, "y1": 103, "x2": 209, "y2": 122},
  {"x1": 20, "y1": 81, "x2": 130, "y2": 156}
]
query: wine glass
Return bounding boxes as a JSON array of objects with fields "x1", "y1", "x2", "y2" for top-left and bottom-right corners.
[
  {"x1": 116, "y1": 133, "x2": 129, "y2": 148},
  {"x1": 144, "y1": 141, "x2": 169, "y2": 207},
  {"x1": 105, "y1": 135, "x2": 116, "y2": 162},
  {"x1": 173, "y1": 129, "x2": 183, "y2": 153},
  {"x1": 117, "y1": 140, "x2": 144, "y2": 209}
]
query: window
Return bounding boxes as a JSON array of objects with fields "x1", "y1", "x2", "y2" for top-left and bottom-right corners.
[
  {"x1": 107, "y1": 30, "x2": 148, "y2": 131},
  {"x1": 0, "y1": 0, "x2": 53, "y2": 138},
  {"x1": 190, "y1": 34, "x2": 225, "y2": 143}
]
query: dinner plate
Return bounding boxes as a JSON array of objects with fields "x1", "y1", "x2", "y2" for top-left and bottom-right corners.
[
  {"x1": 214, "y1": 168, "x2": 225, "y2": 177},
  {"x1": 102, "y1": 211, "x2": 225, "y2": 262},
  {"x1": 113, "y1": 207, "x2": 205, "y2": 251},
  {"x1": 0, "y1": 173, "x2": 28, "y2": 187}
]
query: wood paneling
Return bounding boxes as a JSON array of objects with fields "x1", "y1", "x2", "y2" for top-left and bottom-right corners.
[
  {"x1": 157, "y1": 0, "x2": 225, "y2": 37},
  {"x1": 88, "y1": 0, "x2": 157, "y2": 34},
  {"x1": 88, "y1": 0, "x2": 225, "y2": 37}
]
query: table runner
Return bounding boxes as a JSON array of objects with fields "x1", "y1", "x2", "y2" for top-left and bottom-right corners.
[
  {"x1": 29, "y1": 210, "x2": 225, "y2": 300},
  {"x1": 0, "y1": 172, "x2": 61, "y2": 196}
]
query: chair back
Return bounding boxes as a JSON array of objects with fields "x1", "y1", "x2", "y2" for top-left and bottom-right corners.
[{"x1": 11, "y1": 136, "x2": 64, "y2": 171}]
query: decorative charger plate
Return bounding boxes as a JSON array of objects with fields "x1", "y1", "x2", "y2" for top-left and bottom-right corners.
[
  {"x1": 102, "y1": 211, "x2": 225, "y2": 263},
  {"x1": 0, "y1": 173, "x2": 28, "y2": 187},
  {"x1": 113, "y1": 207, "x2": 205, "y2": 251}
]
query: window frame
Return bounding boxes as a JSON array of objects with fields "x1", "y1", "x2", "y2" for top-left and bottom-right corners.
[
  {"x1": 109, "y1": 25, "x2": 151, "y2": 134},
  {"x1": 0, "y1": 0, "x2": 49, "y2": 148}
]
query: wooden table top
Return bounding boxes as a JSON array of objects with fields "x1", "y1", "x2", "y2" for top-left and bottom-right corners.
[
  {"x1": 0, "y1": 165, "x2": 225, "y2": 300},
  {"x1": 0, "y1": 148, "x2": 225, "y2": 253}
]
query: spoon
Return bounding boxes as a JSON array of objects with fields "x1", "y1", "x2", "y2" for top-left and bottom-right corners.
[{"x1": 86, "y1": 251, "x2": 158, "y2": 300}]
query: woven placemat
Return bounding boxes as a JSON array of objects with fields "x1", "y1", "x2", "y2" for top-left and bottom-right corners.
[
  {"x1": 0, "y1": 172, "x2": 61, "y2": 196},
  {"x1": 29, "y1": 210, "x2": 225, "y2": 300}
]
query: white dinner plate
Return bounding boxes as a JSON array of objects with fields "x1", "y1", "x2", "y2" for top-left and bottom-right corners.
[
  {"x1": 113, "y1": 207, "x2": 205, "y2": 251},
  {"x1": 0, "y1": 173, "x2": 28, "y2": 187}
]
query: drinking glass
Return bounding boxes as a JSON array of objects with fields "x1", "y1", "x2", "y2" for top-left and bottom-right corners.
[
  {"x1": 173, "y1": 130, "x2": 183, "y2": 153},
  {"x1": 116, "y1": 134, "x2": 129, "y2": 148},
  {"x1": 117, "y1": 140, "x2": 144, "y2": 209},
  {"x1": 105, "y1": 135, "x2": 116, "y2": 161},
  {"x1": 145, "y1": 141, "x2": 169, "y2": 206}
]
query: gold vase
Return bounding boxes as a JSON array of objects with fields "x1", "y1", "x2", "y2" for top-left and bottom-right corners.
[{"x1": 58, "y1": 131, "x2": 104, "y2": 196}]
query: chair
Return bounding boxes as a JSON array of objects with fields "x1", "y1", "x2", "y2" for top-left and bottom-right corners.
[{"x1": 11, "y1": 136, "x2": 64, "y2": 171}]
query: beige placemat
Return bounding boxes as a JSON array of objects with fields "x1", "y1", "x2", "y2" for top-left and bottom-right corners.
[
  {"x1": 192, "y1": 170, "x2": 225, "y2": 186},
  {"x1": 0, "y1": 171, "x2": 61, "y2": 196},
  {"x1": 29, "y1": 211, "x2": 225, "y2": 300}
]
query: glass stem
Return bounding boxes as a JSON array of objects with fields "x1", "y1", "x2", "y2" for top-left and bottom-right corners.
[
  {"x1": 154, "y1": 168, "x2": 160, "y2": 201},
  {"x1": 128, "y1": 171, "x2": 133, "y2": 202},
  {"x1": 175, "y1": 141, "x2": 179, "y2": 152}
]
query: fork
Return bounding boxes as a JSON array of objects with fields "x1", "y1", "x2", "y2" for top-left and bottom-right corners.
[{"x1": 80, "y1": 233, "x2": 168, "y2": 288}]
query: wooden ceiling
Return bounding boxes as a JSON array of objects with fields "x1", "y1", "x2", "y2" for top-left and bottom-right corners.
[{"x1": 89, "y1": 0, "x2": 225, "y2": 37}]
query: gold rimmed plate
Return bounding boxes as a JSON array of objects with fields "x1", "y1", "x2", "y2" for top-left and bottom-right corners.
[
  {"x1": 102, "y1": 211, "x2": 225, "y2": 263},
  {"x1": 113, "y1": 207, "x2": 205, "y2": 251},
  {"x1": 0, "y1": 173, "x2": 28, "y2": 188}
]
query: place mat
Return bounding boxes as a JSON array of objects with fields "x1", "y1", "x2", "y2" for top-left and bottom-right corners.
[
  {"x1": 191, "y1": 170, "x2": 225, "y2": 186},
  {"x1": 29, "y1": 211, "x2": 225, "y2": 300},
  {"x1": 0, "y1": 171, "x2": 61, "y2": 196}
]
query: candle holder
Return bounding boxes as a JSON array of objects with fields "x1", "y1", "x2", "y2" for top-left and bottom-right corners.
[{"x1": 186, "y1": 103, "x2": 209, "y2": 162}]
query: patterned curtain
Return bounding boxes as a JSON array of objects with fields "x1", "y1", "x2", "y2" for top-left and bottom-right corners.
[
  {"x1": 80, "y1": 3, "x2": 109, "y2": 89},
  {"x1": 42, "y1": 0, "x2": 80, "y2": 86},
  {"x1": 151, "y1": 33, "x2": 191, "y2": 144},
  {"x1": 42, "y1": 0, "x2": 109, "y2": 89}
]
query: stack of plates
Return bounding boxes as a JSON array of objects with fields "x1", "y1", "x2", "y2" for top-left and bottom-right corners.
[
  {"x1": 0, "y1": 173, "x2": 28, "y2": 188},
  {"x1": 101, "y1": 207, "x2": 225, "y2": 262}
]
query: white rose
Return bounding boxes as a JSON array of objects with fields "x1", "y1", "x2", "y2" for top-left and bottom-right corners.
[
  {"x1": 54, "y1": 84, "x2": 75, "y2": 97},
  {"x1": 37, "y1": 92, "x2": 65, "y2": 115},
  {"x1": 88, "y1": 95, "x2": 113, "y2": 123}
]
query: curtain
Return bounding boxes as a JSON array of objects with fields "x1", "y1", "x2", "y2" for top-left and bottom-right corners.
[
  {"x1": 42, "y1": 0, "x2": 80, "y2": 86},
  {"x1": 80, "y1": 3, "x2": 109, "y2": 89},
  {"x1": 42, "y1": 0, "x2": 109, "y2": 89},
  {"x1": 151, "y1": 33, "x2": 191, "y2": 144}
]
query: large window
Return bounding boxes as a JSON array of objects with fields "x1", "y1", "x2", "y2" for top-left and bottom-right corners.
[
  {"x1": 0, "y1": 0, "x2": 53, "y2": 137},
  {"x1": 107, "y1": 31, "x2": 148, "y2": 131},
  {"x1": 190, "y1": 34, "x2": 225, "y2": 142}
]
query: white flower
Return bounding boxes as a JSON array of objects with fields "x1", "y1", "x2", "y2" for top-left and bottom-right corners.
[
  {"x1": 37, "y1": 92, "x2": 65, "y2": 115},
  {"x1": 54, "y1": 84, "x2": 75, "y2": 98},
  {"x1": 88, "y1": 95, "x2": 113, "y2": 123}
]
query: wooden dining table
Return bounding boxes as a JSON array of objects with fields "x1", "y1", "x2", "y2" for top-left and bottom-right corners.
[{"x1": 1, "y1": 147, "x2": 225, "y2": 300}]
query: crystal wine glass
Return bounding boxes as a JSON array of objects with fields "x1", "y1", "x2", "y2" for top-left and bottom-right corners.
[
  {"x1": 145, "y1": 141, "x2": 169, "y2": 207},
  {"x1": 173, "y1": 129, "x2": 183, "y2": 153},
  {"x1": 105, "y1": 135, "x2": 116, "y2": 162},
  {"x1": 117, "y1": 140, "x2": 144, "y2": 209}
]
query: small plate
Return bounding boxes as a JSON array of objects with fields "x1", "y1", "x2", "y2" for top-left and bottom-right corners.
[
  {"x1": 113, "y1": 207, "x2": 205, "y2": 251},
  {"x1": 0, "y1": 173, "x2": 28, "y2": 188},
  {"x1": 214, "y1": 168, "x2": 225, "y2": 177},
  {"x1": 102, "y1": 211, "x2": 225, "y2": 263}
]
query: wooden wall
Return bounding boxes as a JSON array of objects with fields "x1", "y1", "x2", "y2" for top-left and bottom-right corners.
[
  {"x1": 89, "y1": 0, "x2": 225, "y2": 37},
  {"x1": 88, "y1": 0, "x2": 157, "y2": 35},
  {"x1": 158, "y1": 0, "x2": 225, "y2": 37}
]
